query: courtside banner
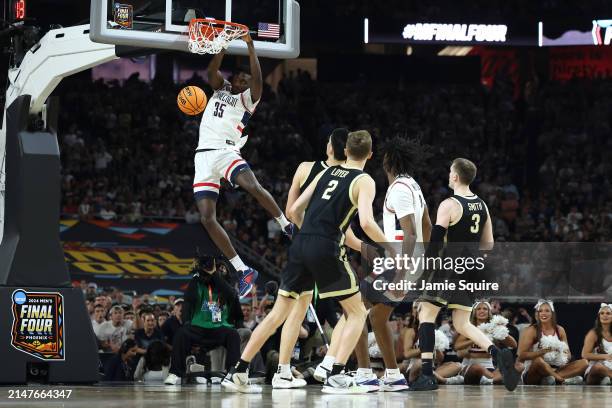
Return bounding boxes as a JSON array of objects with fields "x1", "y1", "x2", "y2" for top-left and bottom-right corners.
[
  {"x1": 60, "y1": 220, "x2": 221, "y2": 291},
  {"x1": 359, "y1": 242, "x2": 612, "y2": 304},
  {"x1": 11, "y1": 290, "x2": 65, "y2": 360}
]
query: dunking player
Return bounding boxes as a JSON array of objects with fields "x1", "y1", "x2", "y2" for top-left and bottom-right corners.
[
  {"x1": 194, "y1": 34, "x2": 293, "y2": 297},
  {"x1": 220, "y1": 128, "x2": 349, "y2": 392},
  {"x1": 314, "y1": 137, "x2": 432, "y2": 391},
  {"x1": 410, "y1": 158, "x2": 520, "y2": 391},
  {"x1": 224, "y1": 131, "x2": 393, "y2": 394}
]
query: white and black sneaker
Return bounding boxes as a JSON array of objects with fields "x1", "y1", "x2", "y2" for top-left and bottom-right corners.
[
  {"x1": 322, "y1": 374, "x2": 370, "y2": 394},
  {"x1": 272, "y1": 373, "x2": 307, "y2": 389},
  {"x1": 221, "y1": 368, "x2": 262, "y2": 393},
  {"x1": 313, "y1": 363, "x2": 332, "y2": 383}
]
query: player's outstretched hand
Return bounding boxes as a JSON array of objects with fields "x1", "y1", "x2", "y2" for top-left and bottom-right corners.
[{"x1": 242, "y1": 33, "x2": 253, "y2": 44}]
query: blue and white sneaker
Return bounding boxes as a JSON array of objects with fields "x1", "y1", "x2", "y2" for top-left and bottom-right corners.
[
  {"x1": 322, "y1": 374, "x2": 370, "y2": 394},
  {"x1": 283, "y1": 223, "x2": 295, "y2": 239},
  {"x1": 353, "y1": 369, "x2": 380, "y2": 392},
  {"x1": 238, "y1": 267, "x2": 259, "y2": 299},
  {"x1": 380, "y1": 372, "x2": 409, "y2": 392}
]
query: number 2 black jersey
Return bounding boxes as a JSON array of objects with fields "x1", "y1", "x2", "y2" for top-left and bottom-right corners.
[
  {"x1": 446, "y1": 194, "x2": 489, "y2": 243},
  {"x1": 299, "y1": 166, "x2": 368, "y2": 243}
]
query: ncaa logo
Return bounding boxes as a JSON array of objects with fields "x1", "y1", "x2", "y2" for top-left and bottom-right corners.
[{"x1": 13, "y1": 290, "x2": 27, "y2": 305}]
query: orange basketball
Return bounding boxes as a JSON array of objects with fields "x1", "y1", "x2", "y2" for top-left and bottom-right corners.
[{"x1": 177, "y1": 86, "x2": 207, "y2": 115}]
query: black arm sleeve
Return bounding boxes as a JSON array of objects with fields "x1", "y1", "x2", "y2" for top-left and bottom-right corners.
[{"x1": 424, "y1": 224, "x2": 447, "y2": 259}]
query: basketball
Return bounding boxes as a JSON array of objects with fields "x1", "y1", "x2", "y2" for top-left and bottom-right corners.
[{"x1": 177, "y1": 86, "x2": 207, "y2": 115}]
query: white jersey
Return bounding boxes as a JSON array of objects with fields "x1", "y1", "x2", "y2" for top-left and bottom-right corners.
[
  {"x1": 383, "y1": 175, "x2": 426, "y2": 244},
  {"x1": 197, "y1": 80, "x2": 259, "y2": 151}
]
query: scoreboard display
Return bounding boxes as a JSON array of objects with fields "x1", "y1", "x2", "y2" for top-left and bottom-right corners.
[{"x1": 12, "y1": 0, "x2": 26, "y2": 20}]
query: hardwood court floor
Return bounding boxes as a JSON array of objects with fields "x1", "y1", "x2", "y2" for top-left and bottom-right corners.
[{"x1": 0, "y1": 384, "x2": 610, "y2": 408}]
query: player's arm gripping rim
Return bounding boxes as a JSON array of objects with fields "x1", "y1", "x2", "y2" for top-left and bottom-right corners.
[
  {"x1": 207, "y1": 50, "x2": 226, "y2": 90},
  {"x1": 242, "y1": 33, "x2": 262, "y2": 103}
]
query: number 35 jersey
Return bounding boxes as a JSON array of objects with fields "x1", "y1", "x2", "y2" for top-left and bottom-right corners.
[
  {"x1": 299, "y1": 166, "x2": 369, "y2": 243},
  {"x1": 197, "y1": 80, "x2": 259, "y2": 151}
]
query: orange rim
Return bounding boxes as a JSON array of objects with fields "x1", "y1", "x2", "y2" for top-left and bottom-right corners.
[{"x1": 189, "y1": 18, "x2": 249, "y2": 33}]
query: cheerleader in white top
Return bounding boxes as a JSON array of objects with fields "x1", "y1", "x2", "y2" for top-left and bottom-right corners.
[
  {"x1": 581, "y1": 303, "x2": 612, "y2": 385},
  {"x1": 455, "y1": 300, "x2": 517, "y2": 385},
  {"x1": 517, "y1": 300, "x2": 588, "y2": 385}
]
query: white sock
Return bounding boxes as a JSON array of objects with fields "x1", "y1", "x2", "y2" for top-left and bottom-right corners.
[
  {"x1": 357, "y1": 367, "x2": 372, "y2": 375},
  {"x1": 229, "y1": 255, "x2": 247, "y2": 272},
  {"x1": 277, "y1": 364, "x2": 291, "y2": 378},
  {"x1": 386, "y1": 368, "x2": 400, "y2": 377},
  {"x1": 275, "y1": 214, "x2": 290, "y2": 229},
  {"x1": 321, "y1": 355, "x2": 336, "y2": 369}
]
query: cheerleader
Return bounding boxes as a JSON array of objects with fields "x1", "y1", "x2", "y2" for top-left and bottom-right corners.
[
  {"x1": 581, "y1": 303, "x2": 612, "y2": 385},
  {"x1": 455, "y1": 300, "x2": 517, "y2": 385},
  {"x1": 518, "y1": 299, "x2": 588, "y2": 385}
]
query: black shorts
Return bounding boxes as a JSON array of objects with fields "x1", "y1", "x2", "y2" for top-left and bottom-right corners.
[
  {"x1": 279, "y1": 234, "x2": 359, "y2": 300},
  {"x1": 418, "y1": 267, "x2": 474, "y2": 312}
]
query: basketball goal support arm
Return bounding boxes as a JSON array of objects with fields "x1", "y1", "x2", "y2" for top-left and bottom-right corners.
[
  {"x1": 4, "y1": 24, "x2": 119, "y2": 115},
  {"x1": 0, "y1": 24, "x2": 119, "y2": 244}
]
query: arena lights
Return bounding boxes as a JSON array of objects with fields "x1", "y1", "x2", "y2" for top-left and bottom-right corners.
[{"x1": 402, "y1": 23, "x2": 508, "y2": 43}]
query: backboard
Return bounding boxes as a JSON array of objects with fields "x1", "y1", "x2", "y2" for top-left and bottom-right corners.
[{"x1": 90, "y1": 0, "x2": 299, "y2": 58}]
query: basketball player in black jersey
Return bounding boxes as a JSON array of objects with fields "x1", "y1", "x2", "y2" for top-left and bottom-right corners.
[
  {"x1": 410, "y1": 158, "x2": 520, "y2": 392},
  {"x1": 288, "y1": 130, "x2": 395, "y2": 393},
  {"x1": 221, "y1": 129, "x2": 350, "y2": 392}
]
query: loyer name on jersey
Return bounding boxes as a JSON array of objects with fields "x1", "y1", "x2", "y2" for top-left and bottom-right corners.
[{"x1": 330, "y1": 168, "x2": 350, "y2": 178}]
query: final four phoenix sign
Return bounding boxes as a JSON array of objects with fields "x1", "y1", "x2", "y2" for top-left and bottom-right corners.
[{"x1": 11, "y1": 290, "x2": 65, "y2": 360}]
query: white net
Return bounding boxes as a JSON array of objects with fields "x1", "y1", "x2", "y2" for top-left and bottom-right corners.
[{"x1": 188, "y1": 19, "x2": 249, "y2": 55}]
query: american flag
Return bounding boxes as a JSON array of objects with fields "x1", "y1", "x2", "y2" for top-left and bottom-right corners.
[{"x1": 257, "y1": 22, "x2": 280, "y2": 39}]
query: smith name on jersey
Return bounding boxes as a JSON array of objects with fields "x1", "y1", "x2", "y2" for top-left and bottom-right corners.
[{"x1": 197, "y1": 80, "x2": 259, "y2": 151}]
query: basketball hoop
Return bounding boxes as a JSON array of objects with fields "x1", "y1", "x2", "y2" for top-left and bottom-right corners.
[{"x1": 188, "y1": 18, "x2": 249, "y2": 55}]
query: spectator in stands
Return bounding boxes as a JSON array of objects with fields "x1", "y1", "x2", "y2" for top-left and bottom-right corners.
[
  {"x1": 134, "y1": 340, "x2": 171, "y2": 383},
  {"x1": 164, "y1": 255, "x2": 242, "y2": 385},
  {"x1": 161, "y1": 298, "x2": 184, "y2": 347},
  {"x1": 91, "y1": 303, "x2": 107, "y2": 338},
  {"x1": 86, "y1": 282, "x2": 98, "y2": 298},
  {"x1": 104, "y1": 339, "x2": 139, "y2": 381},
  {"x1": 135, "y1": 311, "x2": 165, "y2": 353},
  {"x1": 97, "y1": 305, "x2": 133, "y2": 353},
  {"x1": 124, "y1": 310, "x2": 135, "y2": 323},
  {"x1": 240, "y1": 299, "x2": 257, "y2": 330},
  {"x1": 158, "y1": 311, "x2": 170, "y2": 328}
]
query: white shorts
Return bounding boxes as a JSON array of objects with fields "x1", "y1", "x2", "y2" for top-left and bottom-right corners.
[
  {"x1": 460, "y1": 357, "x2": 495, "y2": 376},
  {"x1": 193, "y1": 149, "x2": 249, "y2": 200}
]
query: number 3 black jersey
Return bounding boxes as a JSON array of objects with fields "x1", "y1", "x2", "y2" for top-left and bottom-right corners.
[
  {"x1": 446, "y1": 194, "x2": 489, "y2": 243},
  {"x1": 299, "y1": 166, "x2": 368, "y2": 243}
]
